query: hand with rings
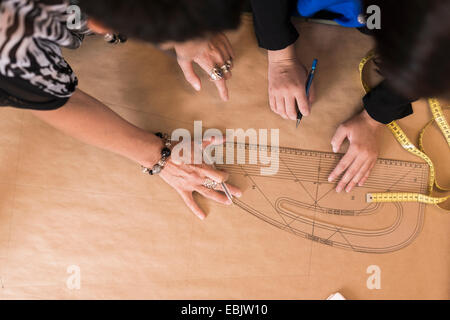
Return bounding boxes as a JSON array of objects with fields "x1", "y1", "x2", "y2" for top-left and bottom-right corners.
[
  {"x1": 210, "y1": 60, "x2": 232, "y2": 81},
  {"x1": 174, "y1": 33, "x2": 235, "y2": 101},
  {"x1": 202, "y1": 178, "x2": 219, "y2": 190},
  {"x1": 159, "y1": 137, "x2": 242, "y2": 220}
]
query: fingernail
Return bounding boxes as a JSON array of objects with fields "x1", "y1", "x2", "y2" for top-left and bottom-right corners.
[
  {"x1": 226, "y1": 200, "x2": 232, "y2": 205},
  {"x1": 332, "y1": 146, "x2": 337, "y2": 153},
  {"x1": 328, "y1": 176, "x2": 334, "y2": 182},
  {"x1": 336, "y1": 187, "x2": 342, "y2": 193},
  {"x1": 237, "y1": 192, "x2": 243, "y2": 198},
  {"x1": 194, "y1": 83, "x2": 201, "y2": 91}
]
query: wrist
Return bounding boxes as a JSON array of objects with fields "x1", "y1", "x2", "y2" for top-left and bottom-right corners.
[
  {"x1": 268, "y1": 43, "x2": 298, "y2": 64},
  {"x1": 132, "y1": 132, "x2": 165, "y2": 169},
  {"x1": 361, "y1": 109, "x2": 384, "y2": 129},
  {"x1": 140, "y1": 133, "x2": 173, "y2": 175}
]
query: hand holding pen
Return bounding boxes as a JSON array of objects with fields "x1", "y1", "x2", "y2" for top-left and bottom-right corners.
[{"x1": 296, "y1": 59, "x2": 318, "y2": 128}]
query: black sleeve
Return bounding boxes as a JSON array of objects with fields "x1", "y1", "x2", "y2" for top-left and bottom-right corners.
[
  {"x1": 0, "y1": 75, "x2": 70, "y2": 111},
  {"x1": 250, "y1": 0, "x2": 299, "y2": 50},
  {"x1": 363, "y1": 80, "x2": 416, "y2": 124}
]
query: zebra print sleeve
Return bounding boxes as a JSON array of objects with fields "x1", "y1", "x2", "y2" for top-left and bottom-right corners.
[{"x1": 0, "y1": 0, "x2": 91, "y2": 109}]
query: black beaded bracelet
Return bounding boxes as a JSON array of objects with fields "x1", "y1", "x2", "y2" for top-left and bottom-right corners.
[
  {"x1": 141, "y1": 133, "x2": 172, "y2": 176},
  {"x1": 104, "y1": 33, "x2": 128, "y2": 44}
]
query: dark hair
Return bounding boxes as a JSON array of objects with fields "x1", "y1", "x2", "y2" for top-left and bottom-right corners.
[
  {"x1": 364, "y1": 0, "x2": 450, "y2": 99},
  {"x1": 76, "y1": 0, "x2": 244, "y2": 44}
]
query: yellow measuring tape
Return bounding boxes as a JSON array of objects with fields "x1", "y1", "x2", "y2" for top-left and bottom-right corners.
[{"x1": 360, "y1": 51, "x2": 450, "y2": 211}]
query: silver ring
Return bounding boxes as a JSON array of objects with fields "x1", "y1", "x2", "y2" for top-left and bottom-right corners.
[
  {"x1": 203, "y1": 178, "x2": 218, "y2": 190},
  {"x1": 210, "y1": 67, "x2": 224, "y2": 81},
  {"x1": 221, "y1": 64, "x2": 231, "y2": 73}
]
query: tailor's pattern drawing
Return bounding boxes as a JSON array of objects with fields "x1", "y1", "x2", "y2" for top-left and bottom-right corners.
[{"x1": 219, "y1": 143, "x2": 428, "y2": 253}]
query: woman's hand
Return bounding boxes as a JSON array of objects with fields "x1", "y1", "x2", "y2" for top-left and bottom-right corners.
[
  {"x1": 159, "y1": 139, "x2": 242, "y2": 220},
  {"x1": 174, "y1": 33, "x2": 235, "y2": 101},
  {"x1": 328, "y1": 110, "x2": 384, "y2": 193},
  {"x1": 268, "y1": 44, "x2": 314, "y2": 120}
]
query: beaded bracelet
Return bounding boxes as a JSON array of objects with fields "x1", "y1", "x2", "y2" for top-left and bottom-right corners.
[
  {"x1": 104, "y1": 33, "x2": 127, "y2": 44},
  {"x1": 141, "y1": 133, "x2": 172, "y2": 176}
]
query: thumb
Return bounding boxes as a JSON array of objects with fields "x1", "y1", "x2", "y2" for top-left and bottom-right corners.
[
  {"x1": 331, "y1": 125, "x2": 348, "y2": 153},
  {"x1": 179, "y1": 190, "x2": 206, "y2": 220},
  {"x1": 178, "y1": 59, "x2": 201, "y2": 91}
]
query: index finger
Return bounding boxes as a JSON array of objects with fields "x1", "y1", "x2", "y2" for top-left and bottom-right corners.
[
  {"x1": 328, "y1": 151, "x2": 357, "y2": 183},
  {"x1": 196, "y1": 59, "x2": 230, "y2": 101},
  {"x1": 295, "y1": 89, "x2": 311, "y2": 116},
  {"x1": 213, "y1": 79, "x2": 229, "y2": 101}
]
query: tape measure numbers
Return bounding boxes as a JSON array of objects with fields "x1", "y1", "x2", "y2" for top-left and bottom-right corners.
[{"x1": 360, "y1": 52, "x2": 450, "y2": 210}]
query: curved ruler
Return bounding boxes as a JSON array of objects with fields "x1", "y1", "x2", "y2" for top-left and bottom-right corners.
[
  {"x1": 360, "y1": 53, "x2": 450, "y2": 210},
  {"x1": 219, "y1": 143, "x2": 428, "y2": 253}
]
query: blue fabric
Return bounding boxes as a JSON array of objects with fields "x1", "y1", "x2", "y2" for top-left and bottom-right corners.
[{"x1": 296, "y1": 0, "x2": 364, "y2": 28}]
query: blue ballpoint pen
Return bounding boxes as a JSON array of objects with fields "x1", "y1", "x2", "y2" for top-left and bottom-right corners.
[{"x1": 296, "y1": 59, "x2": 318, "y2": 128}]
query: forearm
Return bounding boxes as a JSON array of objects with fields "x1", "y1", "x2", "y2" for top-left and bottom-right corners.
[
  {"x1": 363, "y1": 80, "x2": 416, "y2": 124},
  {"x1": 29, "y1": 89, "x2": 163, "y2": 168},
  {"x1": 251, "y1": 0, "x2": 299, "y2": 51}
]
